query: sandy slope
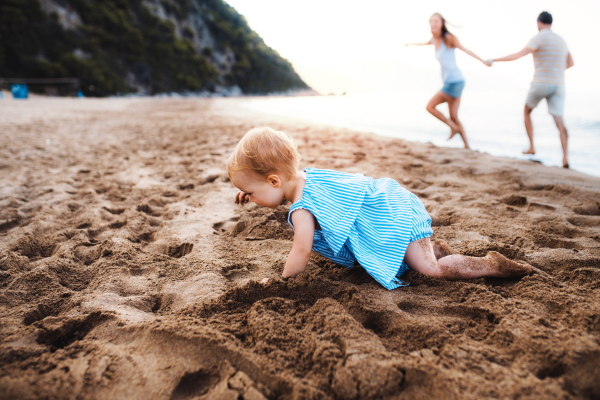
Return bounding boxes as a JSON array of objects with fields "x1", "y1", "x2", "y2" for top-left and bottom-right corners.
[{"x1": 0, "y1": 96, "x2": 599, "y2": 399}]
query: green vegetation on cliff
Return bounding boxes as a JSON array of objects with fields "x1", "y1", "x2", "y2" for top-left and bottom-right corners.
[{"x1": 0, "y1": 0, "x2": 308, "y2": 96}]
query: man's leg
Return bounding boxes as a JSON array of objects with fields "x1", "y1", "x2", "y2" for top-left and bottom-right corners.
[
  {"x1": 523, "y1": 105, "x2": 535, "y2": 154},
  {"x1": 523, "y1": 85, "x2": 545, "y2": 155},
  {"x1": 553, "y1": 115, "x2": 569, "y2": 168},
  {"x1": 548, "y1": 86, "x2": 568, "y2": 168},
  {"x1": 426, "y1": 91, "x2": 459, "y2": 133}
]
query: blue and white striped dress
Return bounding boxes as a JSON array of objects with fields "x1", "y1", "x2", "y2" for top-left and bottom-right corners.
[{"x1": 287, "y1": 168, "x2": 433, "y2": 290}]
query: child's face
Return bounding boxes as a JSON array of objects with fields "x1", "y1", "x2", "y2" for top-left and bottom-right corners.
[{"x1": 231, "y1": 170, "x2": 285, "y2": 209}]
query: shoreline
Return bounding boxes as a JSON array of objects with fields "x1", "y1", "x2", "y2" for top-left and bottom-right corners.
[
  {"x1": 1, "y1": 96, "x2": 599, "y2": 399},
  {"x1": 4, "y1": 90, "x2": 597, "y2": 177},
  {"x1": 229, "y1": 92, "x2": 600, "y2": 178},
  {"x1": 214, "y1": 96, "x2": 600, "y2": 189}
]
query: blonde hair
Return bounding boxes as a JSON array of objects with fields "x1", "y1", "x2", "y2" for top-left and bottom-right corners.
[{"x1": 227, "y1": 127, "x2": 300, "y2": 181}]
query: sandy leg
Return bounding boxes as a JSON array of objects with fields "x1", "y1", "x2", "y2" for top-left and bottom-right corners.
[
  {"x1": 406, "y1": 239, "x2": 532, "y2": 280},
  {"x1": 437, "y1": 251, "x2": 532, "y2": 279},
  {"x1": 482, "y1": 251, "x2": 533, "y2": 278}
]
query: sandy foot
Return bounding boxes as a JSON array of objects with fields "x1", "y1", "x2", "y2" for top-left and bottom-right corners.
[{"x1": 485, "y1": 251, "x2": 533, "y2": 278}]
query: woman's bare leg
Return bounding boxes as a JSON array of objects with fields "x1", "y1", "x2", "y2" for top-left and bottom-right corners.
[
  {"x1": 404, "y1": 238, "x2": 532, "y2": 279},
  {"x1": 426, "y1": 91, "x2": 460, "y2": 134},
  {"x1": 448, "y1": 96, "x2": 470, "y2": 149}
]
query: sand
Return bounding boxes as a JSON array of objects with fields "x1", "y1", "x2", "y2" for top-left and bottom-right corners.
[{"x1": 1, "y1": 96, "x2": 599, "y2": 399}]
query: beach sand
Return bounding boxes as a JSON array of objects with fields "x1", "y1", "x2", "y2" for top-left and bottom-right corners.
[{"x1": 1, "y1": 97, "x2": 599, "y2": 399}]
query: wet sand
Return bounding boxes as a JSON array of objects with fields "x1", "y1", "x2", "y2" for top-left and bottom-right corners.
[{"x1": 1, "y1": 96, "x2": 599, "y2": 399}]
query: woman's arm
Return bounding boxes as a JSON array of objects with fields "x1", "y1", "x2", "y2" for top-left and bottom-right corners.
[
  {"x1": 281, "y1": 209, "x2": 315, "y2": 278},
  {"x1": 450, "y1": 35, "x2": 485, "y2": 63},
  {"x1": 405, "y1": 37, "x2": 433, "y2": 46}
]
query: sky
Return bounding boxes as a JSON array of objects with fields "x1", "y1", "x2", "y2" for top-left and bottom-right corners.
[{"x1": 226, "y1": 0, "x2": 599, "y2": 95}]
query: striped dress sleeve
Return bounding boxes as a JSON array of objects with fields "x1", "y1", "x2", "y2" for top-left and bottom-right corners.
[{"x1": 300, "y1": 168, "x2": 370, "y2": 256}]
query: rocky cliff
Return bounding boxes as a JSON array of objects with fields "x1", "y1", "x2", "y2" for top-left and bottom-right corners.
[{"x1": 0, "y1": 0, "x2": 309, "y2": 96}]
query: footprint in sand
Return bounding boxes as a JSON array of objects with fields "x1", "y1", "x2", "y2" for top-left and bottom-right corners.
[
  {"x1": 102, "y1": 206, "x2": 125, "y2": 215},
  {"x1": 11, "y1": 234, "x2": 57, "y2": 260},
  {"x1": 167, "y1": 242, "x2": 194, "y2": 258},
  {"x1": 161, "y1": 273, "x2": 226, "y2": 312},
  {"x1": 136, "y1": 204, "x2": 153, "y2": 214},
  {"x1": 212, "y1": 217, "x2": 239, "y2": 234},
  {"x1": 219, "y1": 263, "x2": 256, "y2": 281}
]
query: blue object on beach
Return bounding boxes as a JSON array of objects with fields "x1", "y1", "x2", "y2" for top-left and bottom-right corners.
[
  {"x1": 78, "y1": 90, "x2": 83, "y2": 98},
  {"x1": 11, "y1": 84, "x2": 28, "y2": 99},
  {"x1": 0, "y1": 91, "x2": 3, "y2": 99}
]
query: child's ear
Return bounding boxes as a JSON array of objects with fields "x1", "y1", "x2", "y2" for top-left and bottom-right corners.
[{"x1": 267, "y1": 174, "x2": 281, "y2": 188}]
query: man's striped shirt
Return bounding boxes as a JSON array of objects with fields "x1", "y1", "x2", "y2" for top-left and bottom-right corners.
[{"x1": 526, "y1": 29, "x2": 569, "y2": 85}]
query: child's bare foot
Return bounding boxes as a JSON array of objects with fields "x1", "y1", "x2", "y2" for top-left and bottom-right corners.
[
  {"x1": 485, "y1": 251, "x2": 532, "y2": 278},
  {"x1": 433, "y1": 239, "x2": 454, "y2": 259}
]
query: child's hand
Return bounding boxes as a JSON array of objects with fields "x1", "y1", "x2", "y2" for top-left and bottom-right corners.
[
  {"x1": 260, "y1": 277, "x2": 269, "y2": 284},
  {"x1": 235, "y1": 191, "x2": 250, "y2": 205}
]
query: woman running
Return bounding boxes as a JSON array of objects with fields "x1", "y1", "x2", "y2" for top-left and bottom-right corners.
[{"x1": 406, "y1": 13, "x2": 488, "y2": 149}]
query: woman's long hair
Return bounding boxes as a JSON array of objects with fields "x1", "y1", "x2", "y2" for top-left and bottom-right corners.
[{"x1": 432, "y1": 13, "x2": 454, "y2": 46}]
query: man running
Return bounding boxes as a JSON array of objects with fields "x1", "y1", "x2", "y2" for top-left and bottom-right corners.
[{"x1": 487, "y1": 11, "x2": 574, "y2": 168}]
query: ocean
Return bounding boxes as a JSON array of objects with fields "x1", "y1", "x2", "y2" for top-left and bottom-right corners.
[{"x1": 240, "y1": 90, "x2": 600, "y2": 177}]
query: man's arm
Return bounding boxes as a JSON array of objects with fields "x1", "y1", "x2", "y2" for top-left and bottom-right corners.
[
  {"x1": 281, "y1": 209, "x2": 315, "y2": 278},
  {"x1": 492, "y1": 46, "x2": 533, "y2": 63},
  {"x1": 566, "y1": 52, "x2": 575, "y2": 69}
]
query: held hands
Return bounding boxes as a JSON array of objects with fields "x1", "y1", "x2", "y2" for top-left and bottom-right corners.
[
  {"x1": 235, "y1": 191, "x2": 250, "y2": 205},
  {"x1": 483, "y1": 59, "x2": 493, "y2": 67}
]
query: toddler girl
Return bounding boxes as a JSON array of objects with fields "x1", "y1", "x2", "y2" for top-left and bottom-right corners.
[{"x1": 227, "y1": 127, "x2": 532, "y2": 289}]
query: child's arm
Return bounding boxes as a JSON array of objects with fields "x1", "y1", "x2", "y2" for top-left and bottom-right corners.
[{"x1": 282, "y1": 209, "x2": 315, "y2": 278}]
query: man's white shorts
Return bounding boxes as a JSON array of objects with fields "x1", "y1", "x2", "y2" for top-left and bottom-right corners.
[{"x1": 526, "y1": 84, "x2": 565, "y2": 116}]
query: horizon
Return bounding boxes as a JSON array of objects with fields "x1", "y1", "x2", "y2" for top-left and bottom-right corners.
[{"x1": 226, "y1": 0, "x2": 600, "y2": 95}]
